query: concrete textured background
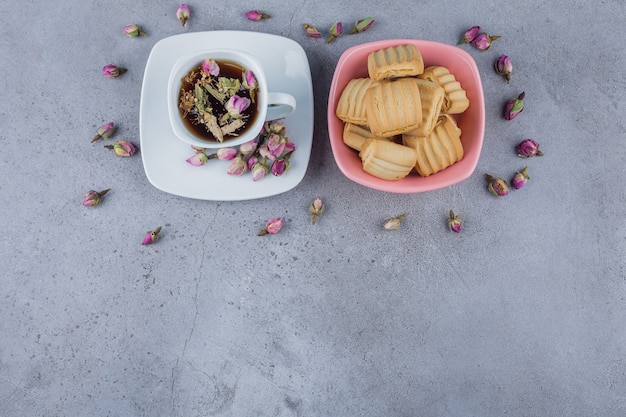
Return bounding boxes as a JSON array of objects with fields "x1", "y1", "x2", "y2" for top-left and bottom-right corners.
[{"x1": 1, "y1": 1, "x2": 625, "y2": 416}]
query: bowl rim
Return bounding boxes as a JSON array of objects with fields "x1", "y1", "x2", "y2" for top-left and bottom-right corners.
[{"x1": 327, "y1": 38, "x2": 485, "y2": 193}]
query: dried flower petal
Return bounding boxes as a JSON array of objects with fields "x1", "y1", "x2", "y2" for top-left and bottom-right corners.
[
  {"x1": 349, "y1": 17, "x2": 375, "y2": 34},
  {"x1": 309, "y1": 197, "x2": 324, "y2": 224},
  {"x1": 258, "y1": 217, "x2": 284, "y2": 236},
  {"x1": 303, "y1": 23, "x2": 322, "y2": 38},
  {"x1": 123, "y1": 24, "x2": 146, "y2": 38},
  {"x1": 485, "y1": 174, "x2": 509, "y2": 197},
  {"x1": 383, "y1": 213, "x2": 407, "y2": 230},
  {"x1": 517, "y1": 139, "x2": 544, "y2": 158},
  {"x1": 102, "y1": 64, "x2": 127, "y2": 78},
  {"x1": 448, "y1": 210, "x2": 462, "y2": 233},
  {"x1": 201, "y1": 58, "x2": 220, "y2": 76},
  {"x1": 512, "y1": 166, "x2": 530, "y2": 189},
  {"x1": 470, "y1": 32, "x2": 500, "y2": 51},
  {"x1": 458, "y1": 26, "x2": 481, "y2": 44},
  {"x1": 505, "y1": 92, "x2": 525, "y2": 120},
  {"x1": 91, "y1": 122, "x2": 116, "y2": 142},
  {"x1": 495, "y1": 54, "x2": 513, "y2": 83},
  {"x1": 327, "y1": 22, "x2": 343, "y2": 43},
  {"x1": 176, "y1": 4, "x2": 190, "y2": 28},
  {"x1": 245, "y1": 10, "x2": 271, "y2": 21},
  {"x1": 104, "y1": 140, "x2": 137, "y2": 157},
  {"x1": 82, "y1": 189, "x2": 110, "y2": 207},
  {"x1": 142, "y1": 226, "x2": 162, "y2": 245}
]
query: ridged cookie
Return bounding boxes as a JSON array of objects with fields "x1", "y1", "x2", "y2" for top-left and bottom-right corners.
[
  {"x1": 405, "y1": 79, "x2": 445, "y2": 137},
  {"x1": 365, "y1": 78, "x2": 423, "y2": 138},
  {"x1": 420, "y1": 66, "x2": 470, "y2": 114},
  {"x1": 342, "y1": 123, "x2": 392, "y2": 151},
  {"x1": 367, "y1": 44, "x2": 424, "y2": 81},
  {"x1": 336, "y1": 78, "x2": 378, "y2": 125},
  {"x1": 359, "y1": 138, "x2": 418, "y2": 180},
  {"x1": 402, "y1": 114, "x2": 464, "y2": 176}
]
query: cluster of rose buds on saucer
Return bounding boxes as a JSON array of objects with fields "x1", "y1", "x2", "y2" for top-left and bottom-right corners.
[
  {"x1": 458, "y1": 26, "x2": 500, "y2": 51},
  {"x1": 186, "y1": 120, "x2": 295, "y2": 180},
  {"x1": 304, "y1": 17, "x2": 373, "y2": 43}
]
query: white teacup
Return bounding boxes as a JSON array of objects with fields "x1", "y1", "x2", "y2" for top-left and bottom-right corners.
[{"x1": 167, "y1": 49, "x2": 296, "y2": 149}]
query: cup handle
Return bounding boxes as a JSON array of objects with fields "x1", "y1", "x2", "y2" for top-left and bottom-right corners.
[{"x1": 266, "y1": 92, "x2": 296, "y2": 121}]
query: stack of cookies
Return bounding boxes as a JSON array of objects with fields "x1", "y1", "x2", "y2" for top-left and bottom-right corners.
[{"x1": 336, "y1": 44, "x2": 470, "y2": 181}]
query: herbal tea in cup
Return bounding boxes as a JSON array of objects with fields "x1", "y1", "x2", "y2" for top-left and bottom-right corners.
[{"x1": 168, "y1": 49, "x2": 296, "y2": 149}]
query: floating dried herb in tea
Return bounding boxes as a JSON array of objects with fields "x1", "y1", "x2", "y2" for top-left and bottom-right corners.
[{"x1": 178, "y1": 59, "x2": 260, "y2": 142}]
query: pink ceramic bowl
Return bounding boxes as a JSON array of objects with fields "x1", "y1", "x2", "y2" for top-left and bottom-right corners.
[{"x1": 328, "y1": 39, "x2": 485, "y2": 193}]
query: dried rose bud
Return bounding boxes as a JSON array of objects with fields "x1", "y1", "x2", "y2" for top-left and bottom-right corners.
[
  {"x1": 142, "y1": 226, "x2": 162, "y2": 245},
  {"x1": 349, "y1": 17, "x2": 374, "y2": 34},
  {"x1": 504, "y1": 92, "x2": 525, "y2": 120},
  {"x1": 91, "y1": 122, "x2": 116, "y2": 142},
  {"x1": 448, "y1": 210, "x2": 462, "y2": 233},
  {"x1": 458, "y1": 26, "x2": 481, "y2": 44},
  {"x1": 327, "y1": 22, "x2": 343, "y2": 43},
  {"x1": 216, "y1": 147, "x2": 238, "y2": 160},
  {"x1": 123, "y1": 24, "x2": 146, "y2": 38},
  {"x1": 242, "y1": 70, "x2": 257, "y2": 102},
  {"x1": 303, "y1": 23, "x2": 322, "y2": 38},
  {"x1": 176, "y1": 4, "x2": 190, "y2": 28},
  {"x1": 512, "y1": 166, "x2": 530, "y2": 189},
  {"x1": 186, "y1": 152, "x2": 208, "y2": 166},
  {"x1": 201, "y1": 58, "x2": 220, "y2": 76},
  {"x1": 383, "y1": 213, "x2": 407, "y2": 230},
  {"x1": 470, "y1": 32, "x2": 500, "y2": 51},
  {"x1": 105, "y1": 140, "x2": 137, "y2": 157},
  {"x1": 309, "y1": 197, "x2": 325, "y2": 224},
  {"x1": 251, "y1": 162, "x2": 268, "y2": 181},
  {"x1": 82, "y1": 189, "x2": 110, "y2": 207},
  {"x1": 485, "y1": 174, "x2": 509, "y2": 197},
  {"x1": 225, "y1": 94, "x2": 251, "y2": 118},
  {"x1": 102, "y1": 64, "x2": 127, "y2": 78},
  {"x1": 495, "y1": 54, "x2": 512, "y2": 83},
  {"x1": 271, "y1": 158, "x2": 288, "y2": 176},
  {"x1": 258, "y1": 217, "x2": 284, "y2": 236},
  {"x1": 226, "y1": 156, "x2": 247, "y2": 176},
  {"x1": 239, "y1": 138, "x2": 258, "y2": 155},
  {"x1": 517, "y1": 138, "x2": 544, "y2": 158},
  {"x1": 245, "y1": 10, "x2": 270, "y2": 21}
]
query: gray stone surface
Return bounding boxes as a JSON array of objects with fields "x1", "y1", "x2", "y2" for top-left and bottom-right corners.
[{"x1": 1, "y1": 1, "x2": 625, "y2": 416}]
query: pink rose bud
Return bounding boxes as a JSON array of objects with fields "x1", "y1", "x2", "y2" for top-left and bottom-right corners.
[
  {"x1": 142, "y1": 226, "x2": 162, "y2": 245},
  {"x1": 91, "y1": 121, "x2": 116, "y2": 142},
  {"x1": 258, "y1": 217, "x2": 284, "y2": 236},
  {"x1": 226, "y1": 156, "x2": 247, "y2": 176},
  {"x1": 271, "y1": 159, "x2": 287, "y2": 176},
  {"x1": 201, "y1": 58, "x2": 220, "y2": 76},
  {"x1": 245, "y1": 10, "x2": 271, "y2": 21},
  {"x1": 495, "y1": 54, "x2": 513, "y2": 83},
  {"x1": 283, "y1": 140, "x2": 296, "y2": 154},
  {"x1": 470, "y1": 32, "x2": 500, "y2": 51},
  {"x1": 350, "y1": 17, "x2": 374, "y2": 34},
  {"x1": 265, "y1": 120, "x2": 285, "y2": 135},
  {"x1": 186, "y1": 152, "x2": 208, "y2": 166},
  {"x1": 458, "y1": 26, "x2": 481, "y2": 44},
  {"x1": 82, "y1": 189, "x2": 110, "y2": 207},
  {"x1": 517, "y1": 138, "x2": 543, "y2": 158},
  {"x1": 512, "y1": 166, "x2": 530, "y2": 189},
  {"x1": 247, "y1": 156, "x2": 259, "y2": 171},
  {"x1": 251, "y1": 162, "x2": 268, "y2": 181},
  {"x1": 383, "y1": 213, "x2": 407, "y2": 230},
  {"x1": 309, "y1": 197, "x2": 325, "y2": 224},
  {"x1": 485, "y1": 174, "x2": 509, "y2": 197},
  {"x1": 266, "y1": 133, "x2": 286, "y2": 158},
  {"x1": 504, "y1": 92, "x2": 525, "y2": 120},
  {"x1": 448, "y1": 210, "x2": 462, "y2": 233},
  {"x1": 176, "y1": 4, "x2": 190, "y2": 28},
  {"x1": 105, "y1": 140, "x2": 137, "y2": 157},
  {"x1": 243, "y1": 70, "x2": 257, "y2": 90},
  {"x1": 216, "y1": 147, "x2": 238, "y2": 160},
  {"x1": 225, "y1": 94, "x2": 251, "y2": 118},
  {"x1": 102, "y1": 64, "x2": 127, "y2": 78},
  {"x1": 123, "y1": 24, "x2": 146, "y2": 38},
  {"x1": 239, "y1": 138, "x2": 258, "y2": 155},
  {"x1": 328, "y1": 22, "x2": 343, "y2": 43},
  {"x1": 303, "y1": 24, "x2": 322, "y2": 38}
]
